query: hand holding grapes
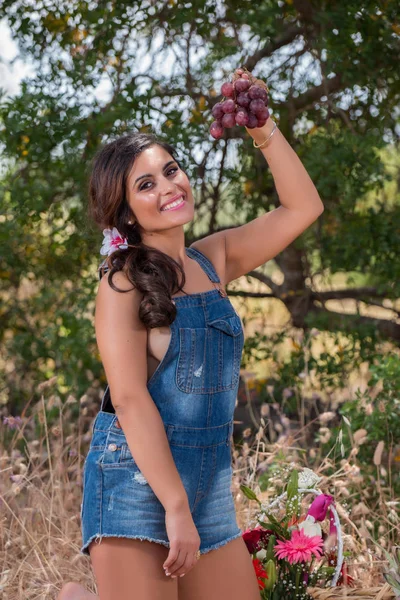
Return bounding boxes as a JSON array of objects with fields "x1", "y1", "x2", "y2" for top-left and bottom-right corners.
[{"x1": 210, "y1": 67, "x2": 272, "y2": 141}]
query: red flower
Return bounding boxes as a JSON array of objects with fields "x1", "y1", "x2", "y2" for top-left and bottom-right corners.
[
  {"x1": 252, "y1": 557, "x2": 268, "y2": 590},
  {"x1": 242, "y1": 526, "x2": 274, "y2": 554}
]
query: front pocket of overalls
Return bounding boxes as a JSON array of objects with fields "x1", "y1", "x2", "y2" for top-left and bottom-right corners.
[
  {"x1": 176, "y1": 315, "x2": 243, "y2": 394},
  {"x1": 98, "y1": 430, "x2": 137, "y2": 468}
]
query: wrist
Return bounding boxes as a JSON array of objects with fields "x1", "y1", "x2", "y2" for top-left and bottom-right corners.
[{"x1": 246, "y1": 117, "x2": 275, "y2": 146}]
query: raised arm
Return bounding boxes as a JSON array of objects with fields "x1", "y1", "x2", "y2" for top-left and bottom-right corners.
[{"x1": 223, "y1": 117, "x2": 324, "y2": 283}]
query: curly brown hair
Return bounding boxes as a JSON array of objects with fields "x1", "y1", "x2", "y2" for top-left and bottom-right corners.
[{"x1": 87, "y1": 132, "x2": 189, "y2": 329}]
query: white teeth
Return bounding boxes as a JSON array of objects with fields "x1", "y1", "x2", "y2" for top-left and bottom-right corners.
[{"x1": 161, "y1": 196, "x2": 184, "y2": 211}]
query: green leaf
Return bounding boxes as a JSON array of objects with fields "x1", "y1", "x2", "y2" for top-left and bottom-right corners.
[
  {"x1": 286, "y1": 469, "x2": 299, "y2": 518},
  {"x1": 240, "y1": 484, "x2": 261, "y2": 504},
  {"x1": 266, "y1": 534, "x2": 276, "y2": 562}
]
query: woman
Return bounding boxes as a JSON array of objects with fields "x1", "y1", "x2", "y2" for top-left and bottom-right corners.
[{"x1": 59, "y1": 73, "x2": 324, "y2": 600}]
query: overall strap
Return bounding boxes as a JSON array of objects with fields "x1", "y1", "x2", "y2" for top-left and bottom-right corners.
[{"x1": 186, "y1": 246, "x2": 220, "y2": 283}]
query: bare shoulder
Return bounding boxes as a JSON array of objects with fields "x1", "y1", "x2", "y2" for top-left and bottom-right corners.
[
  {"x1": 189, "y1": 231, "x2": 227, "y2": 285},
  {"x1": 96, "y1": 269, "x2": 144, "y2": 328},
  {"x1": 95, "y1": 269, "x2": 149, "y2": 405}
]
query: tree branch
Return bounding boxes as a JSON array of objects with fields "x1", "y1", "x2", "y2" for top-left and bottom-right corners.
[
  {"x1": 312, "y1": 287, "x2": 392, "y2": 301},
  {"x1": 291, "y1": 73, "x2": 343, "y2": 112},
  {"x1": 242, "y1": 24, "x2": 306, "y2": 71},
  {"x1": 310, "y1": 306, "x2": 400, "y2": 342},
  {"x1": 246, "y1": 270, "x2": 282, "y2": 296}
]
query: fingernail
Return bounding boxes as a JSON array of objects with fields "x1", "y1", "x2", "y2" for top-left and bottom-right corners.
[
  {"x1": 165, "y1": 572, "x2": 170, "y2": 576},
  {"x1": 180, "y1": 574, "x2": 185, "y2": 577},
  {"x1": 171, "y1": 575, "x2": 176, "y2": 579}
]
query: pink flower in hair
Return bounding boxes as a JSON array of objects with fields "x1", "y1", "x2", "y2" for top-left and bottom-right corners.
[{"x1": 100, "y1": 227, "x2": 129, "y2": 256}]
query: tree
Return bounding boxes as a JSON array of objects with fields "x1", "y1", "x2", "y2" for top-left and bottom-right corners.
[{"x1": 0, "y1": 0, "x2": 399, "y2": 408}]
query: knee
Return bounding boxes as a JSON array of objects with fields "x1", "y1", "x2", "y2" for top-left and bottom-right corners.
[{"x1": 57, "y1": 581, "x2": 89, "y2": 600}]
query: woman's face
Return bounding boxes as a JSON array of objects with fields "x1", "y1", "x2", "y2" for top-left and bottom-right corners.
[{"x1": 126, "y1": 144, "x2": 194, "y2": 233}]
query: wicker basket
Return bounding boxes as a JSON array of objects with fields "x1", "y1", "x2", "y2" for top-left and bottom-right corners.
[{"x1": 307, "y1": 583, "x2": 395, "y2": 599}]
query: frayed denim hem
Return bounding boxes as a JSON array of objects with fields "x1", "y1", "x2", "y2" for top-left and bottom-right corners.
[
  {"x1": 80, "y1": 533, "x2": 170, "y2": 556},
  {"x1": 199, "y1": 530, "x2": 243, "y2": 555},
  {"x1": 80, "y1": 529, "x2": 243, "y2": 557}
]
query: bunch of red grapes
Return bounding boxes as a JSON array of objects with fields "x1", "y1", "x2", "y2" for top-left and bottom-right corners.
[{"x1": 210, "y1": 68, "x2": 270, "y2": 139}]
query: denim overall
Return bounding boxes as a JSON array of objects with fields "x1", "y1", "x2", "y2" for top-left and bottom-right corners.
[{"x1": 80, "y1": 246, "x2": 245, "y2": 556}]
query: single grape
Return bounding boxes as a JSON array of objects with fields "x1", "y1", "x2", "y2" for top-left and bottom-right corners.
[
  {"x1": 257, "y1": 106, "x2": 270, "y2": 121},
  {"x1": 221, "y1": 113, "x2": 236, "y2": 128},
  {"x1": 234, "y1": 78, "x2": 251, "y2": 93},
  {"x1": 259, "y1": 88, "x2": 269, "y2": 103},
  {"x1": 248, "y1": 84, "x2": 265, "y2": 100},
  {"x1": 257, "y1": 118, "x2": 268, "y2": 128},
  {"x1": 210, "y1": 121, "x2": 224, "y2": 139},
  {"x1": 221, "y1": 99, "x2": 236, "y2": 113},
  {"x1": 249, "y1": 99, "x2": 267, "y2": 117},
  {"x1": 236, "y1": 92, "x2": 251, "y2": 108},
  {"x1": 246, "y1": 112, "x2": 259, "y2": 129},
  {"x1": 236, "y1": 68, "x2": 244, "y2": 75},
  {"x1": 211, "y1": 103, "x2": 224, "y2": 120},
  {"x1": 221, "y1": 82, "x2": 234, "y2": 98},
  {"x1": 235, "y1": 110, "x2": 249, "y2": 126}
]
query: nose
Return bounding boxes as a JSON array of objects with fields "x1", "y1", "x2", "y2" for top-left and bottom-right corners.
[{"x1": 161, "y1": 175, "x2": 180, "y2": 198}]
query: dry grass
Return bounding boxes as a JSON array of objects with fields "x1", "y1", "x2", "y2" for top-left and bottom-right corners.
[
  {"x1": 1, "y1": 377, "x2": 398, "y2": 600},
  {"x1": 0, "y1": 381, "x2": 98, "y2": 599},
  {"x1": 1, "y1": 279, "x2": 398, "y2": 599},
  {"x1": 307, "y1": 586, "x2": 395, "y2": 599}
]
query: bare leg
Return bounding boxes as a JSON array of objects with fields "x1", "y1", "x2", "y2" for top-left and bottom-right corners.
[
  {"x1": 89, "y1": 537, "x2": 178, "y2": 600},
  {"x1": 179, "y1": 536, "x2": 260, "y2": 600},
  {"x1": 57, "y1": 581, "x2": 98, "y2": 600}
]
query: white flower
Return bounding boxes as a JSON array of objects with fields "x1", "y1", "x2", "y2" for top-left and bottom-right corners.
[
  {"x1": 298, "y1": 515, "x2": 322, "y2": 538},
  {"x1": 100, "y1": 227, "x2": 129, "y2": 256},
  {"x1": 255, "y1": 548, "x2": 267, "y2": 560},
  {"x1": 298, "y1": 467, "x2": 322, "y2": 489}
]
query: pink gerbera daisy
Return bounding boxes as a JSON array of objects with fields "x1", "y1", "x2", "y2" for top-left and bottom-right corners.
[{"x1": 274, "y1": 529, "x2": 324, "y2": 564}]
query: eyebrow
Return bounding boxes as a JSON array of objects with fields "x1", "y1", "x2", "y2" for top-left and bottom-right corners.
[{"x1": 133, "y1": 160, "x2": 177, "y2": 186}]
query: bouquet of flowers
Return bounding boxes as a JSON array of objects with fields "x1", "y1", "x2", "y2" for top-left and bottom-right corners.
[{"x1": 241, "y1": 467, "x2": 353, "y2": 599}]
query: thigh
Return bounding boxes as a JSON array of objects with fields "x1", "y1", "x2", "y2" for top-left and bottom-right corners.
[
  {"x1": 88, "y1": 537, "x2": 178, "y2": 600},
  {"x1": 178, "y1": 536, "x2": 260, "y2": 600}
]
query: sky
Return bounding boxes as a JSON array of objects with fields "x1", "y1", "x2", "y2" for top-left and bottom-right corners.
[{"x1": 0, "y1": 19, "x2": 36, "y2": 97}]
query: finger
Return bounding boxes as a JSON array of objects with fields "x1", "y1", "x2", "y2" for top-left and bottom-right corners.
[
  {"x1": 172, "y1": 550, "x2": 199, "y2": 576},
  {"x1": 163, "y1": 547, "x2": 180, "y2": 573},
  {"x1": 165, "y1": 548, "x2": 185, "y2": 575},
  {"x1": 169, "y1": 552, "x2": 196, "y2": 578}
]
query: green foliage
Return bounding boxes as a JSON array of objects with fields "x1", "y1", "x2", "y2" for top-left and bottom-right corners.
[
  {"x1": 339, "y1": 353, "x2": 400, "y2": 458},
  {"x1": 243, "y1": 327, "x2": 384, "y2": 413},
  {"x1": 0, "y1": 0, "x2": 399, "y2": 411},
  {"x1": 285, "y1": 469, "x2": 299, "y2": 519}
]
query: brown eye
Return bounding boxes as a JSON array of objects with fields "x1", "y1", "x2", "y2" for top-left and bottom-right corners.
[{"x1": 139, "y1": 167, "x2": 178, "y2": 191}]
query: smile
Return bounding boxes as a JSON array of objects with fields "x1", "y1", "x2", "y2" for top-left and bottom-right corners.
[{"x1": 160, "y1": 196, "x2": 186, "y2": 212}]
